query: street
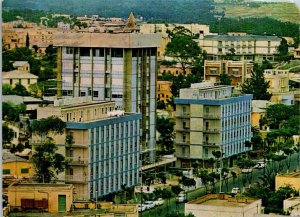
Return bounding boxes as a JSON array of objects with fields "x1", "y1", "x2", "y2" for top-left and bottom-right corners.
[{"x1": 140, "y1": 153, "x2": 300, "y2": 217}]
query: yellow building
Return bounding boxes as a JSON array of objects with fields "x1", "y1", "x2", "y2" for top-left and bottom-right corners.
[
  {"x1": 2, "y1": 70, "x2": 38, "y2": 91},
  {"x1": 8, "y1": 183, "x2": 74, "y2": 213},
  {"x1": 159, "y1": 64, "x2": 192, "y2": 76},
  {"x1": 264, "y1": 69, "x2": 294, "y2": 105},
  {"x1": 204, "y1": 60, "x2": 253, "y2": 87},
  {"x1": 3, "y1": 150, "x2": 34, "y2": 179},
  {"x1": 275, "y1": 171, "x2": 300, "y2": 191},
  {"x1": 157, "y1": 80, "x2": 172, "y2": 102},
  {"x1": 251, "y1": 100, "x2": 273, "y2": 128}
]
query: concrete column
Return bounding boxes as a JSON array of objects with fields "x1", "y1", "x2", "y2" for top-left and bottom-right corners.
[{"x1": 57, "y1": 47, "x2": 62, "y2": 98}]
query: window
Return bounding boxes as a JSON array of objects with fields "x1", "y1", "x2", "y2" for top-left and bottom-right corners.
[
  {"x1": 21, "y1": 168, "x2": 29, "y2": 174},
  {"x1": 93, "y1": 48, "x2": 104, "y2": 57},
  {"x1": 93, "y1": 91, "x2": 99, "y2": 98},
  {"x1": 66, "y1": 47, "x2": 73, "y2": 54},
  {"x1": 19, "y1": 79, "x2": 21, "y2": 84},
  {"x1": 80, "y1": 92, "x2": 86, "y2": 97},
  {"x1": 3, "y1": 169, "x2": 10, "y2": 174},
  {"x1": 218, "y1": 48, "x2": 222, "y2": 52},
  {"x1": 10, "y1": 79, "x2": 13, "y2": 85},
  {"x1": 70, "y1": 168, "x2": 74, "y2": 175},
  {"x1": 182, "y1": 134, "x2": 186, "y2": 142},
  {"x1": 80, "y1": 48, "x2": 90, "y2": 56},
  {"x1": 111, "y1": 48, "x2": 123, "y2": 57},
  {"x1": 27, "y1": 79, "x2": 30, "y2": 84}
]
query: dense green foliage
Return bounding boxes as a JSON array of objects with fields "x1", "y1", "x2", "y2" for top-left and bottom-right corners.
[
  {"x1": 245, "y1": 185, "x2": 298, "y2": 214},
  {"x1": 210, "y1": 17, "x2": 300, "y2": 38},
  {"x1": 3, "y1": 0, "x2": 216, "y2": 24},
  {"x1": 3, "y1": 125, "x2": 15, "y2": 145},
  {"x1": 32, "y1": 142, "x2": 66, "y2": 183},
  {"x1": 31, "y1": 116, "x2": 66, "y2": 139},
  {"x1": 2, "y1": 102, "x2": 26, "y2": 122},
  {"x1": 265, "y1": 104, "x2": 299, "y2": 130},
  {"x1": 156, "y1": 117, "x2": 175, "y2": 155},
  {"x1": 3, "y1": 46, "x2": 57, "y2": 82},
  {"x1": 241, "y1": 61, "x2": 272, "y2": 100}
]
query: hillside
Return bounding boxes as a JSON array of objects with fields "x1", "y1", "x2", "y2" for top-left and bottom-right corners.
[
  {"x1": 3, "y1": 0, "x2": 217, "y2": 24},
  {"x1": 214, "y1": 1, "x2": 300, "y2": 24}
]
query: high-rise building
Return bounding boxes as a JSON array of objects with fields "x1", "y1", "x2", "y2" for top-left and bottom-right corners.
[
  {"x1": 35, "y1": 97, "x2": 142, "y2": 200},
  {"x1": 174, "y1": 82, "x2": 253, "y2": 168},
  {"x1": 54, "y1": 32, "x2": 161, "y2": 161}
]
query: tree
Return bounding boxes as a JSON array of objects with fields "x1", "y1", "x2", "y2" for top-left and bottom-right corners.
[
  {"x1": 171, "y1": 185, "x2": 183, "y2": 195},
  {"x1": 3, "y1": 125, "x2": 14, "y2": 146},
  {"x1": 31, "y1": 116, "x2": 66, "y2": 141},
  {"x1": 161, "y1": 188, "x2": 173, "y2": 210},
  {"x1": 165, "y1": 28, "x2": 202, "y2": 74},
  {"x1": 157, "y1": 99, "x2": 166, "y2": 110},
  {"x1": 2, "y1": 84, "x2": 14, "y2": 95},
  {"x1": 219, "y1": 71, "x2": 232, "y2": 85},
  {"x1": 26, "y1": 32, "x2": 30, "y2": 47},
  {"x1": 12, "y1": 83, "x2": 29, "y2": 96},
  {"x1": 277, "y1": 38, "x2": 292, "y2": 61},
  {"x1": 2, "y1": 102, "x2": 26, "y2": 122},
  {"x1": 241, "y1": 63, "x2": 272, "y2": 100},
  {"x1": 32, "y1": 142, "x2": 66, "y2": 183},
  {"x1": 156, "y1": 117, "x2": 175, "y2": 155}
]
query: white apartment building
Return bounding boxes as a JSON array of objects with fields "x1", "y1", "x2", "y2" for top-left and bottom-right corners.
[
  {"x1": 174, "y1": 82, "x2": 253, "y2": 168},
  {"x1": 199, "y1": 34, "x2": 282, "y2": 62}
]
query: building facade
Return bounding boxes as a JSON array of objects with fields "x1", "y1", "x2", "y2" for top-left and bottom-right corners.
[
  {"x1": 2, "y1": 70, "x2": 38, "y2": 91},
  {"x1": 199, "y1": 34, "x2": 281, "y2": 62},
  {"x1": 157, "y1": 80, "x2": 172, "y2": 103},
  {"x1": 54, "y1": 32, "x2": 161, "y2": 161},
  {"x1": 35, "y1": 98, "x2": 142, "y2": 200},
  {"x1": 204, "y1": 60, "x2": 253, "y2": 87},
  {"x1": 174, "y1": 82, "x2": 252, "y2": 168},
  {"x1": 264, "y1": 69, "x2": 294, "y2": 105}
]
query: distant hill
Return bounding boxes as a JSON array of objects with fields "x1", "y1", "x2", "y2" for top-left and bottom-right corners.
[
  {"x1": 214, "y1": 0, "x2": 300, "y2": 24},
  {"x1": 3, "y1": 0, "x2": 218, "y2": 24}
]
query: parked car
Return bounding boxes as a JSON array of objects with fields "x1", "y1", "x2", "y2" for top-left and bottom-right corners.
[
  {"x1": 144, "y1": 201, "x2": 155, "y2": 209},
  {"x1": 231, "y1": 187, "x2": 241, "y2": 194},
  {"x1": 254, "y1": 162, "x2": 265, "y2": 169},
  {"x1": 153, "y1": 198, "x2": 165, "y2": 206},
  {"x1": 177, "y1": 192, "x2": 186, "y2": 202},
  {"x1": 138, "y1": 204, "x2": 147, "y2": 212}
]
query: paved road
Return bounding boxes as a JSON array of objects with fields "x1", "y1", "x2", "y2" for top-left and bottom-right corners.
[{"x1": 140, "y1": 153, "x2": 300, "y2": 217}]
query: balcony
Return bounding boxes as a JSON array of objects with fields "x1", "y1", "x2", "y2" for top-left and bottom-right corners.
[
  {"x1": 175, "y1": 126, "x2": 190, "y2": 132},
  {"x1": 203, "y1": 114, "x2": 220, "y2": 119},
  {"x1": 65, "y1": 175, "x2": 88, "y2": 184},
  {"x1": 175, "y1": 112, "x2": 190, "y2": 118},
  {"x1": 202, "y1": 142, "x2": 219, "y2": 146},
  {"x1": 175, "y1": 140, "x2": 190, "y2": 145},
  {"x1": 203, "y1": 128, "x2": 220, "y2": 133},
  {"x1": 66, "y1": 144, "x2": 88, "y2": 149},
  {"x1": 66, "y1": 157, "x2": 89, "y2": 166}
]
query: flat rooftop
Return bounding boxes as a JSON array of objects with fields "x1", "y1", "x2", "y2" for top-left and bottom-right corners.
[
  {"x1": 53, "y1": 32, "x2": 162, "y2": 48},
  {"x1": 188, "y1": 194, "x2": 260, "y2": 207}
]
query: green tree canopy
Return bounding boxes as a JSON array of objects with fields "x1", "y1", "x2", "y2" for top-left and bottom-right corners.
[
  {"x1": 165, "y1": 28, "x2": 203, "y2": 73},
  {"x1": 32, "y1": 142, "x2": 66, "y2": 183},
  {"x1": 2, "y1": 102, "x2": 26, "y2": 122},
  {"x1": 156, "y1": 116, "x2": 175, "y2": 155},
  {"x1": 3, "y1": 125, "x2": 15, "y2": 145},
  {"x1": 241, "y1": 63, "x2": 272, "y2": 100},
  {"x1": 12, "y1": 83, "x2": 29, "y2": 96},
  {"x1": 31, "y1": 116, "x2": 66, "y2": 139}
]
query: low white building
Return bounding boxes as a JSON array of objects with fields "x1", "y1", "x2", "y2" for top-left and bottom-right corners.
[{"x1": 185, "y1": 194, "x2": 262, "y2": 217}]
